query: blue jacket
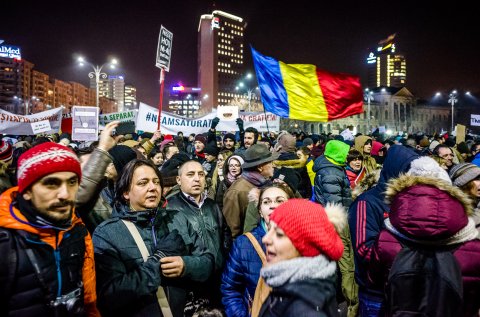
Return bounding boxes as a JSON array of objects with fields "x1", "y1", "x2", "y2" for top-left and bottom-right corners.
[
  {"x1": 313, "y1": 155, "x2": 352, "y2": 208},
  {"x1": 472, "y1": 152, "x2": 480, "y2": 167},
  {"x1": 221, "y1": 225, "x2": 266, "y2": 317},
  {"x1": 348, "y1": 145, "x2": 419, "y2": 294}
]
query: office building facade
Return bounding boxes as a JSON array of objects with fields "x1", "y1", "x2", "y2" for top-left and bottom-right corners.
[
  {"x1": 197, "y1": 10, "x2": 246, "y2": 115},
  {"x1": 366, "y1": 34, "x2": 407, "y2": 89}
]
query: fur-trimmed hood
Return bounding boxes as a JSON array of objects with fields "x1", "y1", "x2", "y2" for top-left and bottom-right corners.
[{"x1": 385, "y1": 174, "x2": 473, "y2": 240}]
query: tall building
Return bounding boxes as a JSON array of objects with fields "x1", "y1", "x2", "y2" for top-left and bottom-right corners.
[
  {"x1": 197, "y1": 10, "x2": 246, "y2": 115},
  {"x1": 167, "y1": 85, "x2": 201, "y2": 118},
  {"x1": 366, "y1": 34, "x2": 406, "y2": 89},
  {"x1": 91, "y1": 75, "x2": 125, "y2": 111},
  {"x1": 124, "y1": 84, "x2": 137, "y2": 110}
]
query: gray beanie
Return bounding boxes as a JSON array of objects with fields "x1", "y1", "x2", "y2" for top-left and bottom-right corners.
[{"x1": 449, "y1": 163, "x2": 480, "y2": 187}]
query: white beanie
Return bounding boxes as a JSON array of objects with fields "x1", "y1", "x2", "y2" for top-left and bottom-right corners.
[{"x1": 407, "y1": 156, "x2": 452, "y2": 184}]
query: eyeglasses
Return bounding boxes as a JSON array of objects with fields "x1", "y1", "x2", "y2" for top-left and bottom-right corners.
[
  {"x1": 229, "y1": 163, "x2": 241, "y2": 168},
  {"x1": 261, "y1": 198, "x2": 287, "y2": 205}
]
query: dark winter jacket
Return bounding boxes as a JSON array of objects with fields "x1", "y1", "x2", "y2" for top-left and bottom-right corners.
[
  {"x1": 92, "y1": 202, "x2": 214, "y2": 317},
  {"x1": 221, "y1": 225, "x2": 266, "y2": 317},
  {"x1": 273, "y1": 152, "x2": 311, "y2": 199},
  {"x1": 0, "y1": 187, "x2": 99, "y2": 317},
  {"x1": 313, "y1": 155, "x2": 352, "y2": 208},
  {"x1": 369, "y1": 175, "x2": 480, "y2": 317},
  {"x1": 348, "y1": 145, "x2": 419, "y2": 295},
  {"x1": 259, "y1": 278, "x2": 338, "y2": 317}
]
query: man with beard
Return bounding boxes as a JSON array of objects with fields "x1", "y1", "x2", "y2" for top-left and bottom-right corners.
[{"x1": 0, "y1": 142, "x2": 99, "y2": 316}]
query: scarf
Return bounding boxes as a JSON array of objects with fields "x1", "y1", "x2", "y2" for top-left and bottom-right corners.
[
  {"x1": 195, "y1": 151, "x2": 205, "y2": 159},
  {"x1": 242, "y1": 170, "x2": 271, "y2": 187},
  {"x1": 260, "y1": 255, "x2": 336, "y2": 288},
  {"x1": 385, "y1": 217, "x2": 479, "y2": 246}
]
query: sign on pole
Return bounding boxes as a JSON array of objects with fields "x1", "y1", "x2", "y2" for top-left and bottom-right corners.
[{"x1": 155, "y1": 25, "x2": 173, "y2": 71}]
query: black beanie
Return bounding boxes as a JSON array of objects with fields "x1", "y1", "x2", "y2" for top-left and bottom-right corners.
[
  {"x1": 224, "y1": 133, "x2": 236, "y2": 143},
  {"x1": 160, "y1": 152, "x2": 190, "y2": 187},
  {"x1": 108, "y1": 145, "x2": 137, "y2": 174},
  {"x1": 204, "y1": 143, "x2": 220, "y2": 156}
]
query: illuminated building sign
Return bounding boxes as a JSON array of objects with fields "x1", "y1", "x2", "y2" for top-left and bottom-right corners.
[
  {"x1": 367, "y1": 52, "x2": 376, "y2": 64},
  {"x1": 211, "y1": 17, "x2": 220, "y2": 29},
  {"x1": 0, "y1": 45, "x2": 21, "y2": 59},
  {"x1": 172, "y1": 86, "x2": 185, "y2": 91}
]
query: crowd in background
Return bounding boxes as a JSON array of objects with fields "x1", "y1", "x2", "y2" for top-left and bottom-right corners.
[{"x1": 1, "y1": 117, "x2": 480, "y2": 317}]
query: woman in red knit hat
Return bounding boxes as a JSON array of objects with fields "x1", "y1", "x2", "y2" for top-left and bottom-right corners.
[{"x1": 259, "y1": 199, "x2": 347, "y2": 317}]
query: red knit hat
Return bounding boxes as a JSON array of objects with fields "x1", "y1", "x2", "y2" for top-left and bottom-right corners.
[
  {"x1": 0, "y1": 140, "x2": 13, "y2": 162},
  {"x1": 269, "y1": 199, "x2": 344, "y2": 260},
  {"x1": 17, "y1": 142, "x2": 82, "y2": 193}
]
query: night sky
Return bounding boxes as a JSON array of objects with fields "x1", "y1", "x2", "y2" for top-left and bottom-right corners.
[{"x1": 2, "y1": 0, "x2": 479, "y2": 107}]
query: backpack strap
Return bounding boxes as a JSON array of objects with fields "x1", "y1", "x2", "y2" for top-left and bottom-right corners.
[
  {"x1": 0, "y1": 228, "x2": 18, "y2": 313},
  {"x1": 244, "y1": 232, "x2": 266, "y2": 264},
  {"x1": 121, "y1": 220, "x2": 173, "y2": 317}
]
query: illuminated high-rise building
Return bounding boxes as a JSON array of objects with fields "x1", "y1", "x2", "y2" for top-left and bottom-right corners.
[
  {"x1": 124, "y1": 84, "x2": 137, "y2": 110},
  {"x1": 92, "y1": 75, "x2": 125, "y2": 111},
  {"x1": 366, "y1": 34, "x2": 406, "y2": 89},
  {"x1": 197, "y1": 10, "x2": 245, "y2": 115}
]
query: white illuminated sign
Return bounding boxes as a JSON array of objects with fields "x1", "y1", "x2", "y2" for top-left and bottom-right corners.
[
  {"x1": 0, "y1": 45, "x2": 21, "y2": 59},
  {"x1": 211, "y1": 17, "x2": 220, "y2": 29},
  {"x1": 367, "y1": 52, "x2": 376, "y2": 64}
]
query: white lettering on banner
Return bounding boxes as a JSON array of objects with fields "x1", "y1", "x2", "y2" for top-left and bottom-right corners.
[
  {"x1": 0, "y1": 108, "x2": 63, "y2": 135},
  {"x1": 136, "y1": 102, "x2": 280, "y2": 134},
  {"x1": 471, "y1": 114, "x2": 480, "y2": 127}
]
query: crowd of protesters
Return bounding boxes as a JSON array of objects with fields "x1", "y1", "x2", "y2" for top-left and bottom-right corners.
[{"x1": 1, "y1": 117, "x2": 480, "y2": 317}]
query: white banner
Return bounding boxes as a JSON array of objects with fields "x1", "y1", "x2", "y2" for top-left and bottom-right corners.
[
  {"x1": 0, "y1": 108, "x2": 63, "y2": 135},
  {"x1": 471, "y1": 114, "x2": 480, "y2": 127},
  {"x1": 136, "y1": 103, "x2": 280, "y2": 134}
]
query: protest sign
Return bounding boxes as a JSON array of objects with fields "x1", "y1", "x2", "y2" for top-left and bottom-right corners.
[
  {"x1": 0, "y1": 107, "x2": 63, "y2": 135},
  {"x1": 72, "y1": 106, "x2": 99, "y2": 141},
  {"x1": 99, "y1": 109, "x2": 137, "y2": 126}
]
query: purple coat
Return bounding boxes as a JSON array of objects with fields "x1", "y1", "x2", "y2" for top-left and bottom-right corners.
[{"x1": 369, "y1": 175, "x2": 480, "y2": 317}]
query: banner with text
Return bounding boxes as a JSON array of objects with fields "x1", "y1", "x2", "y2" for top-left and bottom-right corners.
[
  {"x1": 0, "y1": 108, "x2": 63, "y2": 135},
  {"x1": 471, "y1": 114, "x2": 480, "y2": 127},
  {"x1": 99, "y1": 109, "x2": 138, "y2": 126},
  {"x1": 136, "y1": 102, "x2": 280, "y2": 134}
]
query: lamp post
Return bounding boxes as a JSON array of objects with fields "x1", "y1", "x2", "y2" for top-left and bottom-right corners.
[
  {"x1": 364, "y1": 88, "x2": 373, "y2": 134},
  {"x1": 236, "y1": 72, "x2": 259, "y2": 112},
  {"x1": 448, "y1": 90, "x2": 458, "y2": 133},
  {"x1": 77, "y1": 57, "x2": 118, "y2": 107}
]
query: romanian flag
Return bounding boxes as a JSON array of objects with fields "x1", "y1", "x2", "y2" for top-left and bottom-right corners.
[{"x1": 251, "y1": 47, "x2": 364, "y2": 122}]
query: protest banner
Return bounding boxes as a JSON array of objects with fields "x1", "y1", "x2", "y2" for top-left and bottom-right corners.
[
  {"x1": 99, "y1": 109, "x2": 137, "y2": 126},
  {"x1": 136, "y1": 102, "x2": 280, "y2": 134},
  {"x1": 72, "y1": 106, "x2": 99, "y2": 141},
  {"x1": 0, "y1": 107, "x2": 63, "y2": 135}
]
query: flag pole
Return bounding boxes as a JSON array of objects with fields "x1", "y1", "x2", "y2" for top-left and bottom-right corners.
[{"x1": 157, "y1": 68, "x2": 165, "y2": 130}]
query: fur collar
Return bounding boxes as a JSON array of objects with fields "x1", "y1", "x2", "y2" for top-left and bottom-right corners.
[
  {"x1": 273, "y1": 156, "x2": 307, "y2": 169},
  {"x1": 385, "y1": 174, "x2": 474, "y2": 216}
]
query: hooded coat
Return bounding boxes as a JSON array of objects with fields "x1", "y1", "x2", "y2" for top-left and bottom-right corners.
[
  {"x1": 354, "y1": 136, "x2": 378, "y2": 174},
  {"x1": 348, "y1": 145, "x2": 419, "y2": 295},
  {"x1": 369, "y1": 175, "x2": 480, "y2": 317}
]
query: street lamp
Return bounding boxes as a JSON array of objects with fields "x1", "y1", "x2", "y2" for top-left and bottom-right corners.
[
  {"x1": 77, "y1": 56, "x2": 118, "y2": 107},
  {"x1": 236, "y1": 72, "x2": 259, "y2": 112},
  {"x1": 364, "y1": 88, "x2": 374, "y2": 134},
  {"x1": 448, "y1": 90, "x2": 458, "y2": 133}
]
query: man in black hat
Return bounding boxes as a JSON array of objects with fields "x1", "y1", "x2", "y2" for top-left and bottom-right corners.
[
  {"x1": 203, "y1": 143, "x2": 220, "y2": 179},
  {"x1": 223, "y1": 143, "x2": 279, "y2": 237},
  {"x1": 222, "y1": 133, "x2": 236, "y2": 151}
]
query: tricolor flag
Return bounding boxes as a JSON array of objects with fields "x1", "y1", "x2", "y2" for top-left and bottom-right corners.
[{"x1": 251, "y1": 47, "x2": 364, "y2": 122}]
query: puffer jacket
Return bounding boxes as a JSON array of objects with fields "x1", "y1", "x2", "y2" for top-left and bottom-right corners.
[
  {"x1": 313, "y1": 155, "x2": 352, "y2": 208},
  {"x1": 93, "y1": 202, "x2": 215, "y2": 317},
  {"x1": 221, "y1": 225, "x2": 266, "y2": 317},
  {"x1": 369, "y1": 175, "x2": 480, "y2": 317},
  {"x1": 0, "y1": 187, "x2": 99, "y2": 317}
]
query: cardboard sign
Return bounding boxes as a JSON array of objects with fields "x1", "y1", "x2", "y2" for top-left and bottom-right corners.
[
  {"x1": 217, "y1": 106, "x2": 238, "y2": 121},
  {"x1": 72, "y1": 106, "x2": 99, "y2": 141},
  {"x1": 155, "y1": 25, "x2": 173, "y2": 71},
  {"x1": 31, "y1": 120, "x2": 52, "y2": 134},
  {"x1": 456, "y1": 124, "x2": 466, "y2": 144}
]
